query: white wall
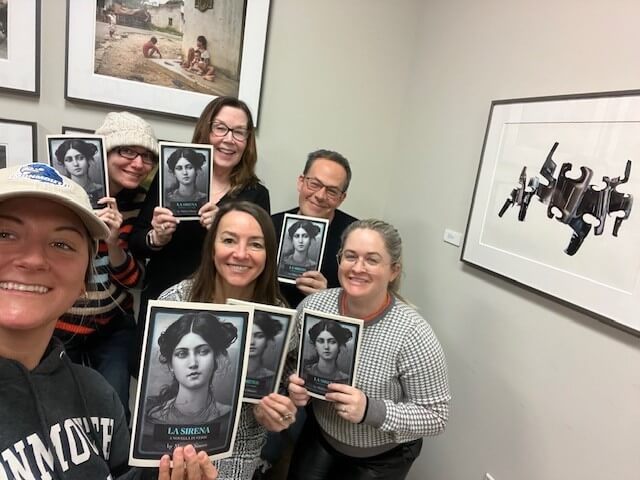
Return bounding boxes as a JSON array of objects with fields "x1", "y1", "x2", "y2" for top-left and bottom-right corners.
[
  {"x1": 2, "y1": 0, "x2": 639, "y2": 479},
  {"x1": 392, "y1": 1, "x2": 640, "y2": 479}
]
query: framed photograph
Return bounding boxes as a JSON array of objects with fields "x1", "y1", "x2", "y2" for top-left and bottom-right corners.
[
  {"x1": 130, "y1": 300, "x2": 252, "y2": 467},
  {"x1": 296, "y1": 309, "x2": 363, "y2": 400},
  {"x1": 0, "y1": 0, "x2": 40, "y2": 95},
  {"x1": 462, "y1": 91, "x2": 640, "y2": 333},
  {"x1": 227, "y1": 299, "x2": 296, "y2": 403},
  {"x1": 277, "y1": 213, "x2": 330, "y2": 284},
  {"x1": 159, "y1": 142, "x2": 213, "y2": 220},
  {"x1": 46, "y1": 135, "x2": 109, "y2": 210},
  {"x1": 65, "y1": 0, "x2": 270, "y2": 120},
  {"x1": 61, "y1": 126, "x2": 95, "y2": 135},
  {"x1": 0, "y1": 118, "x2": 36, "y2": 168}
]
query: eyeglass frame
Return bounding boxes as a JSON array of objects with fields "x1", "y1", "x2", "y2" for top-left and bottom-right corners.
[
  {"x1": 115, "y1": 147, "x2": 157, "y2": 166},
  {"x1": 210, "y1": 121, "x2": 251, "y2": 142},
  {"x1": 336, "y1": 250, "x2": 393, "y2": 269},
  {"x1": 302, "y1": 176, "x2": 345, "y2": 201}
]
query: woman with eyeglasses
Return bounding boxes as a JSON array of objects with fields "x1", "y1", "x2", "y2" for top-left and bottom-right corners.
[
  {"x1": 129, "y1": 96, "x2": 271, "y2": 367},
  {"x1": 53, "y1": 111, "x2": 159, "y2": 423},
  {"x1": 54, "y1": 139, "x2": 105, "y2": 208},
  {"x1": 287, "y1": 219, "x2": 451, "y2": 480}
]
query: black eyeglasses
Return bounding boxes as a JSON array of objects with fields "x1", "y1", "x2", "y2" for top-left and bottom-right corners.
[
  {"x1": 210, "y1": 122, "x2": 250, "y2": 142},
  {"x1": 116, "y1": 147, "x2": 156, "y2": 166},
  {"x1": 303, "y1": 176, "x2": 344, "y2": 201}
]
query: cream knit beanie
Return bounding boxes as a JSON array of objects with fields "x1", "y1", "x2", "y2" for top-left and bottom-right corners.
[{"x1": 95, "y1": 111, "x2": 159, "y2": 156}]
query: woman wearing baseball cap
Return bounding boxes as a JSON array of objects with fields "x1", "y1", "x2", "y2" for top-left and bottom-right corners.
[{"x1": 0, "y1": 163, "x2": 217, "y2": 479}]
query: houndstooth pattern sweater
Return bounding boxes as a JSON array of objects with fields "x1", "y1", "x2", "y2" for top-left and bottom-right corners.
[{"x1": 294, "y1": 288, "x2": 451, "y2": 451}]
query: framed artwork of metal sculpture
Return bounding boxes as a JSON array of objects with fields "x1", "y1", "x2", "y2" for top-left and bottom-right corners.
[{"x1": 462, "y1": 90, "x2": 640, "y2": 333}]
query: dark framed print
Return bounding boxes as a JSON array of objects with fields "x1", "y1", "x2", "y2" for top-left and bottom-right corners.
[
  {"x1": 0, "y1": 118, "x2": 36, "y2": 168},
  {"x1": 296, "y1": 309, "x2": 363, "y2": 400},
  {"x1": 227, "y1": 299, "x2": 296, "y2": 403},
  {"x1": 61, "y1": 126, "x2": 95, "y2": 135},
  {"x1": 0, "y1": 0, "x2": 40, "y2": 95},
  {"x1": 65, "y1": 0, "x2": 270, "y2": 120},
  {"x1": 159, "y1": 142, "x2": 213, "y2": 220},
  {"x1": 277, "y1": 213, "x2": 330, "y2": 284},
  {"x1": 130, "y1": 300, "x2": 252, "y2": 467},
  {"x1": 46, "y1": 135, "x2": 109, "y2": 209},
  {"x1": 462, "y1": 91, "x2": 640, "y2": 333}
]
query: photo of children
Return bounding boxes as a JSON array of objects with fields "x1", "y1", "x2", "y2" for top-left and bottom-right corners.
[{"x1": 93, "y1": 0, "x2": 244, "y2": 97}]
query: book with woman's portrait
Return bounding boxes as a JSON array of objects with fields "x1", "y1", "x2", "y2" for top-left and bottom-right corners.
[
  {"x1": 129, "y1": 300, "x2": 252, "y2": 467},
  {"x1": 227, "y1": 299, "x2": 296, "y2": 403},
  {"x1": 45, "y1": 134, "x2": 108, "y2": 210},
  {"x1": 276, "y1": 213, "x2": 329, "y2": 284},
  {"x1": 159, "y1": 142, "x2": 213, "y2": 220},
  {"x1": 296, "y1": 309, "x2": 364, "y2": 400}
]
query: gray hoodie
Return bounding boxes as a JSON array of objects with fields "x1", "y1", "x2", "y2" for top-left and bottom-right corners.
[{"x1": 0, "y1": 338, "x2": 144, "y2": 479}]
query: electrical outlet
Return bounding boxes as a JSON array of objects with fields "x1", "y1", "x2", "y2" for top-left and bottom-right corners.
[
  {"x1": 443, "y1": 228, "x2": 462, "y2": 247},
  {"x1": 485, "y1": 474, "x2": 496, "y2": 480}
]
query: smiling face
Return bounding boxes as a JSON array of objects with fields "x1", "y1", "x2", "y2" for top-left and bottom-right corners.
[
  {"x1": 209, "y1": 106, "x2": 248, "y2": 175},
  {"x1": 173, "y1": 157, "x2": 197, "y2": 186},
  {"x1": 297, "y1": 158, "x2": 347, "y2": 220},
  {"x1": 213, "y1": 210, "x2": 266, "y2": 294},
  {"x1": 0, "y1": 198, "x2": 89, "y2": 335},
  {"x1": 63, "y1": 148, "x2": 88, "y2": 178},
  {"x1": 338, "y1": 228, "x2": 400, "y2": 308},
  {"x1": 314, "y1": 329, "x2": 339, "y2": 362},
  {"x1": 107, "y1": 146, "x2": 155, "y2": 194},
  {"x1": 292, "y1": 227, "x2": 310, "y2": 253},
  {"x1": 171, "y1": 332, "x2": 215, "y2": 391},
  {"x1": 250, "y1": 324, "x2": 267, "y2": 358}
]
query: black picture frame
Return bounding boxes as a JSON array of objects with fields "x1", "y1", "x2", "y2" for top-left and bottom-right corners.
[
  {"x1": 462, "y1": 89, "x2": 640, "y2": 334},
  {"x1": 0, "y1": 118, "x2": 37, "y2": 168}
]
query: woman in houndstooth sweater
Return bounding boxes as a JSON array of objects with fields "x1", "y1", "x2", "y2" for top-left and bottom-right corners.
[{"x1": 287, "y1": 219, "x2": 451, "y2": 480}]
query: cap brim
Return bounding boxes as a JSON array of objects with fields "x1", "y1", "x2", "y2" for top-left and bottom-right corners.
[{"x1": 0, "y1": 190, "x2": 110, "y2": 241}]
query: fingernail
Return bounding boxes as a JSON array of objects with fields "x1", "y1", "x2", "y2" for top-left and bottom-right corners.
[{"x1": 185, "y1": 445, "x2": 196, "y2": 455}]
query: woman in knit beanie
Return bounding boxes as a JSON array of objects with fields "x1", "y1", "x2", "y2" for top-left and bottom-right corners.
[{"x1": 53, "y1": 111, "x2": 159, "y2": 423}]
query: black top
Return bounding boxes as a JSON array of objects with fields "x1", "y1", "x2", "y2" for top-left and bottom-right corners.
[
  {"x1": 272, "y1": 208, "x2": 357, "y2": 308},
  {"x1": 129, "y1": 172, "x2": 271, "y2": 303}
]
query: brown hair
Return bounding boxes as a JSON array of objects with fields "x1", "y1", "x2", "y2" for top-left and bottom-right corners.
[
  {"x1": 188, "y1": 201, "x2": 285, "y2": 306},
  {"x1": 191, "y1": 96, "x2": 260, "y2": 194}
]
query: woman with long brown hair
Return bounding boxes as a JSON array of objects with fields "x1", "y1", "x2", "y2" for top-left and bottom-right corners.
[
  {"x1": 129, "y1": 96, "x2": 270, "y2": 362},
  {"x1": 158, "y1": 201, "x2": 296, "y2": 480}
]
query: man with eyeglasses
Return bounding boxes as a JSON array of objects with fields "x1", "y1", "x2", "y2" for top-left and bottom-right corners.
[
  {"x1": 54, "y1": 111, "x2": 159, "y2": 422},
  {"x1": 259, "y1": 150, "x2": 357, "y2": 478},
  {"x1": 272, "y1": 149, "x2": 356, "y2": 308}
]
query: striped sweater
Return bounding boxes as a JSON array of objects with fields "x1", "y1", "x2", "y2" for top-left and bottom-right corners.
[{"x1": 54, "y1": 186, "x2": 147, "y2": 340}]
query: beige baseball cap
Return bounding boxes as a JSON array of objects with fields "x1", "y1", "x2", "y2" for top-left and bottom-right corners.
[{"x1": 0, "y1": 163, "x2": 110, "y2": 241}]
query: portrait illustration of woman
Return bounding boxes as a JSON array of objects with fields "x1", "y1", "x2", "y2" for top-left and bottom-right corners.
[
  {"x1": 54, "y1": 139, "x2": 104, "y2": 208},
  {"x1": 245, "y1": 312, "x2": 283, "y2": 399},
  {"x1": 279, "y1": 220, "x2": 321, "y2": 278},
  {"x1": 165, "y1": 147, "x2": 208, "y2": 216},
  {"x1": 145, "y1": 311, "x2": 238, "y2": 426},
  {"x1": 302, "y1": 319, "x2": 352, "y2": 393}
]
